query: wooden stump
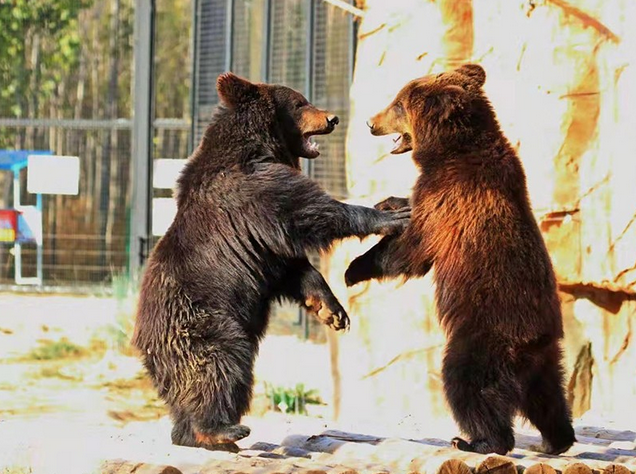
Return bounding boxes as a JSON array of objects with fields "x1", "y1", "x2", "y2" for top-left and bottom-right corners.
[
  {"x1": 327, "y1": 467, "x2": 360, "y2": 474},
  {"x1": 430, "y1": 458, "x2": 474, "y2": 474},
  {"x1": 100, "y1": 461, "x2": 183, "y2": 474},
  {"x1": 602, "y1": 465, "x2": 633, "y2": 474},
  {"x1": 525, "y1": 463, "x2": 558, "y2": 474},
  {"x1": 475, "y1": 455, "x2": 517, "y2": 474},
  {"x1": 564, "y1": 463, "x2": 594, "y2": 474}
]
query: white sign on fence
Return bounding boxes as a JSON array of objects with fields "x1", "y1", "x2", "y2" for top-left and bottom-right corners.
[
  {"x1": 153, "y1": 159, "x2": 187, "y2": 189},
  {"x1": 27, "y1": 155, "x2": 80, "y2": 195},
  {"x1": 152, "y1": 197, "x2": 178, "y2": 236}
]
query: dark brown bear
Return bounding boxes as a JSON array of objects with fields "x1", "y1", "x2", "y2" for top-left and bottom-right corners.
[
  {"x1": 132, "y1": 73, "x2": 410, "y2": 451},
  {"x1": 345, "y1": 64, "x2": 576, "y2": 456}
]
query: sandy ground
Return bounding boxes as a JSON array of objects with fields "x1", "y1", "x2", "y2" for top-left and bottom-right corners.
[
  {"x1": 0, "y1": 294, "x2": 336, "y2": 473},
  {"x1": 1, "y1": 294, "x2": 635, "y2": 474}
]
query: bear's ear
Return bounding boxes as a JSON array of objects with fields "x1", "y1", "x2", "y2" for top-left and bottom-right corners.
[
  {"x1": 424, "y1": 85, "x2": 467, "y2": 122},
  {"x1": 456, "y1": 63, "x2": 486, "y2": 88},
  {"x1": 217, "y1": 72, "x2": 259, "y2": 108}
]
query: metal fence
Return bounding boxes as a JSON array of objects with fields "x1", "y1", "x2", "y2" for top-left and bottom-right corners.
[
  {"x1": 192, "y1": 0, "x2": 354, "y2": 198},
  {"x1": 0, "y1": 0, "x2": 354, "y2": 310},
  {"x1": 0, "y1": 119, "x2": 132, "y2": 288},
  {"x1": 0, "y1": 0, "x2": 191, "y2": 290},
  {"x1": 191, "y1": 0, "x2": 355, "y2": 338}
]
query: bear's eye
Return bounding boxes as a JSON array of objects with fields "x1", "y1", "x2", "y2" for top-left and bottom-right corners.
[{"x1": 294, "y1": 100, "x2": 305, "y2": 109}]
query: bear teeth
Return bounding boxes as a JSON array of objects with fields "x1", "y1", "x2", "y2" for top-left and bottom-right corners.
[
  {"x1": 391, "y1": 134, "x2": 403, "y2": 151},
  {"x1": 306, "y1": 137, "x2": 319, "y2": 151}
]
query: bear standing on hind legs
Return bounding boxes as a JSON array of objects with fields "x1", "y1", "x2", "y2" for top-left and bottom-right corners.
[
  {"x1": 132, "y1": 73, "x2": 410, "y2": 452},
  {"x1": 345, "y1": 64, "x2": 576, "y2": 456}
]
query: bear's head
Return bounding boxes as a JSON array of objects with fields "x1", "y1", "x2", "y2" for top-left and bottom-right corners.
[
  {"x1": 367, "y1": 64, "x2": 495, "y2": 155},
  {"x1": 216, "y1": 72, "x2": 339, "y2": 159}
]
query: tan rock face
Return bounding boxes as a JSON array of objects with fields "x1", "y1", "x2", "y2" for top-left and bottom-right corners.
[{"x1": 326, "y1": 0, "x2": 636, "y2": 427}]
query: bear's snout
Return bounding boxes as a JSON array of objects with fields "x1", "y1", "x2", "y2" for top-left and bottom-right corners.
[
  {"x1": 327, "y1": 115, "x2": 339, "y2": 128},
  {"x1": 366, "y1": 119, "x2": 383, "y2": 136}
]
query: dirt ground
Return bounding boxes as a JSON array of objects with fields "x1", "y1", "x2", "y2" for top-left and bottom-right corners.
[
  {"x1": 1, "y1": 294, "x2": 635, "y2": 474},
  {"x1": 0, "y1": 294, "x2": 337, "y2": 474}
]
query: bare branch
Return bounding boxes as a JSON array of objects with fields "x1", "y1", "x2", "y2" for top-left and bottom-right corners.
[
  {"x1": 359, "y1": 22, "x2": 386, "y2": 40},
  {"x1": 559, "y1": 280, "x2": 636, "y2": 314},
  {"x1": 362, "y1": 345, "x2": 443, "y2": 380},
  {"x1": 545, "y1": 0, "x2": 620, "y2": 43},
  {"x1": 608, "y1": 212, "x2": 636, "y2": 253},
  {"x1": 614, "y1": 261, "x2": 636, "y2": 284},
  {"x1": 321, "y1": 0, "x2": 365, "y2": 18}
]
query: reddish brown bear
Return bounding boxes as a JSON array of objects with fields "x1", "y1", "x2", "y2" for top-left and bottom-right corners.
[
  {"x1": 345, "y1": 64, "x2": 576, "y2": 456},
  {"x1": 132, "y1": 73, "x2": 410, "y2": 452}
]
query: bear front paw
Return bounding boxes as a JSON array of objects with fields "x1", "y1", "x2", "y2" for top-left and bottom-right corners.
[
  {"x1": 374, "y1": 196, "x2": 410, "y2": 211},
  {"x1": 377, "y1": 207, "x2": 411, "y2": 235},
  {"x1": 319, "y1": 304, "x2": 350, "y2": 331},
  {"x1": 305, "y1": 296, "x2": 350, "y2": 331},
  {"x1": 344, "y1": 257, "x2": 368, "y2": 287}
]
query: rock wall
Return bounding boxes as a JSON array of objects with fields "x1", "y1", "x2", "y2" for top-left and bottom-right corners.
[{"x1": 325, "y1": 0, "x2": 636, "y2": 426}]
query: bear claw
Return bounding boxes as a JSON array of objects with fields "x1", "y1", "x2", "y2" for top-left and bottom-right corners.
[
  {"x1": 451, "y1": 437, "x2": 473, "y2": 452},
  {"x1": 305, "y1": 297, "x2": 350, "y2": 331},
  {"x1": 317, "y1": 305, "x2": 350, "y2": 331}
]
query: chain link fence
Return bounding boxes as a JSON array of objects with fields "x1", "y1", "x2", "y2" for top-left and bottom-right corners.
[
  {"x1": 191, "y1": 0, "x2": 355, "y2": 339},
  {"x1": 0, "y1": 0, "x2": 191, "y2": 290},
  {"x1": 0, "y1": 0, "x2": 354, "y2": 343}
]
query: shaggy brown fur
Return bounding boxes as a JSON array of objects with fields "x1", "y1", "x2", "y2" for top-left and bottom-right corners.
[
  {"x1": 345, "y1": 64, "x2": 576, "y2": 456},
  {"x1": 132, "y1": 73, "x2": 410, "y2": 451}
]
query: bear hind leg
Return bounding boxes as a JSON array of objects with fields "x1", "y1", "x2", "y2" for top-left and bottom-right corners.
[
  {"x1": 443, "y1": 343, "x2": 517, "y2": 455},
  {"x1": 169, "y1": 330, "x2": 255, "y2": 451},
  {"x1": 171, "y1": 411, "x2": 196, "y2": 446},
  {"x1": 519, "y1": 351, "x2": 576, "y2": 455}
]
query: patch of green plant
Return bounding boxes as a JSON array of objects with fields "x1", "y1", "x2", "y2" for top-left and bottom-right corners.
[
  {"x1": 38, "y1": 365, "x2": 80, "y2": 381},
  {"x1": 264, "y1": 383, "x2": 322, "y2": 415},
  {"x1": 102, "y1": 271, "x2": 140, "y2": 354},
  {"x1": 1, "y1": 466, "x2": 33, "y2": 474},
  {"x1": 25, "y1": 338, "x2": 86, "y2": 361}
]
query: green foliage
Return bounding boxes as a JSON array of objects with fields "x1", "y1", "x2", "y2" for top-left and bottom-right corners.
[
  {"x1": 25, "y1": 337, "x2": 86, "y2": 361},
  {"x1": 265, "y1": 383, "x2": 322, "y2": 415},
  {"x1": 38, "y1": 365, "x2": 81, "y2": 380},
  {"x1": 101, "y1": 271, "x2": 140, "y2": 354},
  {"x1": 0, "y1": 0, "x2": 89, "y2": 115},
  {"x1": 155, "y1": 0, "x2": 192, "y2": 119}
]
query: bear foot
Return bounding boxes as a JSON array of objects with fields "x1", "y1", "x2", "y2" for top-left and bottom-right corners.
[
  {"x1": 195, "y1": 424, "x2": 251, "y2": 445},
  {"x1": 172, "y1": 423, "x2": 250, "y2": 452},
  {"x1": 534, "y1": 439, "x2": 575, "y2": 456},
  {"x1": 196, "y1": 441, "x2": 241, "y2": 453},
  {"x1": 451, "y1": 436, "x2": 512, "y2": 455}
]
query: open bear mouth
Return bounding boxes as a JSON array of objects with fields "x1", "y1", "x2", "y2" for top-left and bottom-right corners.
[
  {"x1": 390, "y1": 132, "x2": 413, "y2": 154},
  {"x1": 302, "y1": 126, "x2": 335, "y2": 158}
]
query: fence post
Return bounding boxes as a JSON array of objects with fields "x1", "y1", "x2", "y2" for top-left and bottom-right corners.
[{"x1": 130, "y1": 0, "x2": 155, "y2": 283}]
